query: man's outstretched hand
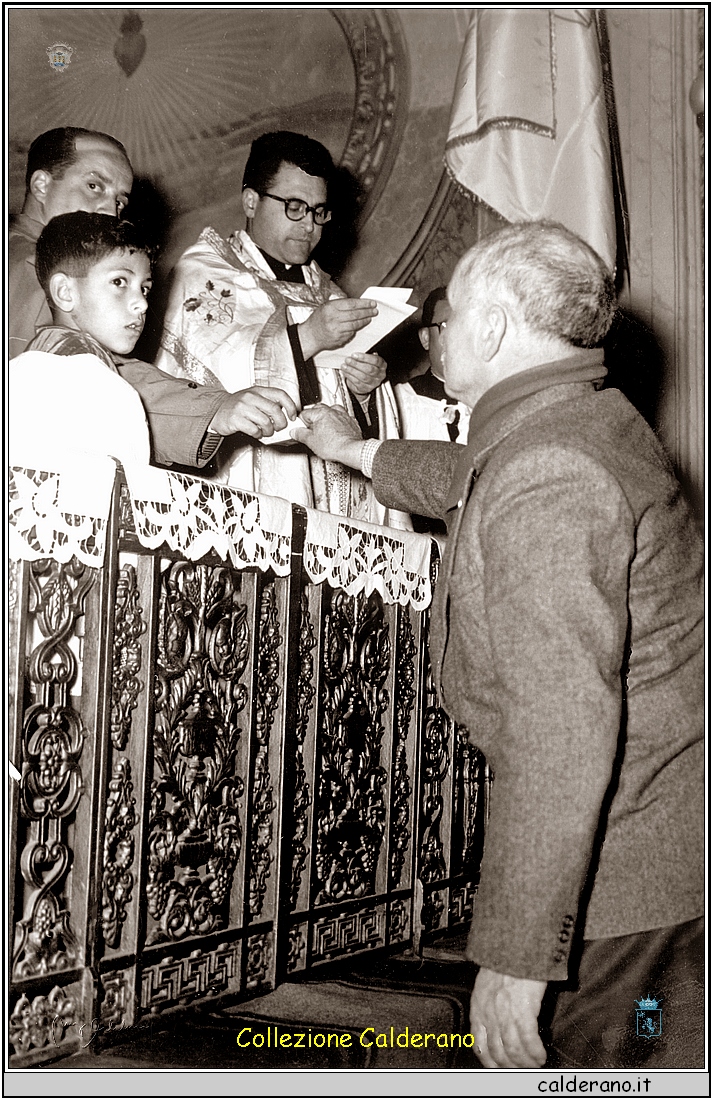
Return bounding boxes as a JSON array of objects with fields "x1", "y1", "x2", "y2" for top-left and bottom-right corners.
[
  {"x1": 470, "y1": 967, "x2": 548, "y2": 1068},
  {"x1": 210, "y1": 386, "x2": 298, "y2": 439},
  {"x1": 298, "y1": 298, "x2": 378, "y2": 359},
  {"x1": 292, "y1": 404, "x2": 364, "y2": 469}
]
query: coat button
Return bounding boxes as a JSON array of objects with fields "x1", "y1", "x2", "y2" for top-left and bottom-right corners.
[{"x1": 187, "y1": 381, "x2": 198, "y2": 388}]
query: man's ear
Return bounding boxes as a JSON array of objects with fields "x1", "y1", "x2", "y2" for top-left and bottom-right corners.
[
  {"x1": 481, "y1": 303, "x2": 507, "y2": 362},
  {"x1": 28, "y1": 169, "x2": 53, "y2": 207},
  {"x1": 48, "y1": 272, "x2": 76, "y2": 315},
  {"x1": 241, "y1": 187, "x2": 258, "y2": 220},
  {"x1": 418, "y1": 326, "x2": 430, "y2": 352}
]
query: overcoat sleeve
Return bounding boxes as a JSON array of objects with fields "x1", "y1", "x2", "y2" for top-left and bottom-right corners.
[
  {"x1": 464, "y1": 444, "x2": 634, "y2": 981},
  {"x1": 115, "y1": 358, "x2": 228, "y2": 468},
  {"x1": 371, "y1": 439, "x2": 460, "y2": 520}
]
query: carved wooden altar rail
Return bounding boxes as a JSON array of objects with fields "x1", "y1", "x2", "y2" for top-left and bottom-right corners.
[{"x1": 8, "y1": 462, "x2": 488, "y2": 1066}]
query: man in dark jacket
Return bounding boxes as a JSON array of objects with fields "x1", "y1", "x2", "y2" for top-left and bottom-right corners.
[
  {"x1": 295, "y1": 221, "x2": 704, "y2": 1069},
  {"x1": 10, "y1": 127, "x2": 296, "y2": 467}
]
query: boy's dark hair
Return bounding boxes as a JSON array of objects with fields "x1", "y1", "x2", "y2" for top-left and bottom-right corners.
[
  {"x1": 36, "y1": 212, "x2": 155, "y2": 297},
  {"x1": 25, "y1": 127, "x2": 128, "y2": 192},
  {"x1": 242, "y1": 131, "x2": 335, "y2": 194},
  {"x1": 420, "y1": 286, "x2": 448, "y2": 329}
]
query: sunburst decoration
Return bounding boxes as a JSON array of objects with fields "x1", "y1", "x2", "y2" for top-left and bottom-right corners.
[{"x1": 10, "y1": 9, "x2": 355, "y2": 181}]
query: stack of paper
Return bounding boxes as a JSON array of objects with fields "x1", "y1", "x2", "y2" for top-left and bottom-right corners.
[
  {"x1": 315, "y1": 286, "x2": 417, "y2": 372},
  {"x1": 266, "y1": 287, "x2": 417, "y2": 445}
]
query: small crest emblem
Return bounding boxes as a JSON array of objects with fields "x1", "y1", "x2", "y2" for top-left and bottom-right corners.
[
  {"x1": 46, "y1": 43, "x2": 74, "y2": 73},
  {"x1": 635, "y1": 995, "x2": 662, "y2": 1038}
]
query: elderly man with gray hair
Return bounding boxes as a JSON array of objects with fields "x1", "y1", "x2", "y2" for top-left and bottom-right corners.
[{"x1": 295, "y1": 221, "x2": 704, "y2": 1070}]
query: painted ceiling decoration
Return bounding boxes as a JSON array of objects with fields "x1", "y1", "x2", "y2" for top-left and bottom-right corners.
[{"x1": 10, "y1": 8, "x2": 408, "y2": 222}]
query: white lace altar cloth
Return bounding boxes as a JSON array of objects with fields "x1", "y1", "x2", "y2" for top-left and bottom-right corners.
[
  {"x1": 9, "y1": 458, "x2": 435, "y2": 610},
  {"x1": 9, "y1": 455, "x2": 117, "y2": 568},
  {"x1": 303, "y1": 507, "x2": 433, "y2": 611},
  {"x1": 123, "y1": 464, "x2": 293, "y2": 576}
]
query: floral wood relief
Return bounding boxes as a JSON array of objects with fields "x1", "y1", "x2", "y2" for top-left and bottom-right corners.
[
  {"x1": 248, "y1": 581, "x2": 282, "y2": 919},
  {"x1": 291, "y1": 592, "x2": 316, "y2": 910},
  {"x1": 101, "y1": 757, "x2": 137, "y2": 949},
  {"x1": 390, "y1": 608, "x2": 416, "y2": 889},
  {"x1": 418, "y1": 667, "x2": 451, "y2": 887},
  {"x1": 9, "y1": 986, "x2": 76, "y2": 1054},
  {"x1": 13, "y1": 559, "x2": 93, "y2": 980},
  {"x1": 314, "y1": 590, "x2": 390, "y2": 905},
  {"x1": 110, "y1": 563, "x2": 146, "y2": 752},
  {"x1": 146, "y1": 562, "x2": 249, "y2": 944}
]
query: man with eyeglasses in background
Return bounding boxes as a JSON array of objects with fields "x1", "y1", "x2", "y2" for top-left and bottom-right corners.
[
  {"x1": 156, "y1": 130, "x2": 407, "y2": 523},
  {"x1": 395, "y1": 287, "x2": 471, "y2": 447}
]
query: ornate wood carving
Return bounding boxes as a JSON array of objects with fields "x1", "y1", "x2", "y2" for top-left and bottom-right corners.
[
  {"x1": 449, "y1": 882, "x2": 477, "y2": 926},
  {"x1": 388, "y1": 898, "x2": 409, "y2": 944},
  {"x1": 421, "y1": 887, "x2": 446, "y2": 935},
  {"x1": 13, "y1": 558, "x2": 93, "y2": 980},
  {"x1": 101, "y1": 757, "x2": 137, "y2": 949},
  {"x1": 291, "y1": 592, "x2": 316, "y2": 909},
  {"x1": 117, "y1": 481, "x2": 136, "y2": 541},
  {"x1": 9, "y1": 985, "x2": 76, "y2": 1055},
  {"x1": 314, "y1": 590, "x2": 390, "y2": 905},
  {"x1": 454, "y1": 729, "x2": 484, "y2": 873},
  {"x1": 390, "y1": 608, "x2": 416, "y2": 889},
  {"x1": 110, "y1": 563, "x2": 146, "y2": 752},
  {"x1": 100, "y1": 971, "x2": 131, "y2": 1028},
  {"x1": 140, "y1": 941, "x2": 240, "y2": 1009},
  {"x1": 246, "y1": 932, "x2": 272, "y2": 989},
  {"x1": 146, "y1": 562, "x2": 249, "y2": 944},
  {"x1": 287, "y1": 926, "x2": 307, "y2": 974},
  {"x1": 312, "y1": 906, "x2": 385, "y2": 961},
  {"x1": 248, "y1": 581, "x2": 281, "y2": 920},
  {"x1": 418, "y1": 676, "x2": 451, "y2": 887}
]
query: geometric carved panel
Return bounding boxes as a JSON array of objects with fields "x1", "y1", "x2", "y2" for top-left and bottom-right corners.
[{"x1": 140, "y1": 941, "x2": 240, "y2": 1010}]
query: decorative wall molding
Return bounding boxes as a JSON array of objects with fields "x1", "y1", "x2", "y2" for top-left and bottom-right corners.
[{"x1": 333, "y1": 9, "x2": 410, "y2": 223}]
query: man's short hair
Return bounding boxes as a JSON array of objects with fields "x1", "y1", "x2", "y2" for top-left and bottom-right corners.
[
  {"x1": 454, "y1": 221, "x2": 616, "y2": 348},
  {"x1": 25, "y1": 127, "x2": 128, "y2": 192},
  {"x1": 242, "y1": 131, "x2": 335, "y2": 194},
  {"x1": 420, "y1": 286, "x2": 448, "y2": 329},
  {"x1": 36, "y1": 211, "x2": 154, "y2": 296}
]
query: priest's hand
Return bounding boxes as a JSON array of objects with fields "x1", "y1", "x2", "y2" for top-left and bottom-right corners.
[
  {"x1": 209, "y1": 386, "x2": 298, "y2": 439},
  {"x1": 298, "y1": 298, "x2": 377, "y2": 358},
  {"x1": 470, "y1": 967, "x2": 548, "y2": 1068},
  {"x1": 342, "y1": 352, "x2": 386, "y2": 398},
  {"x1": 292, "y1": 404, "x2": 364, "y2": 469}
]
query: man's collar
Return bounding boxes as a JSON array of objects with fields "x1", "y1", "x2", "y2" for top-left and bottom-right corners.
[
  {"x1": 466, "y1": 349, "x2": 607, "y2": 450},
  {"x1": 444, "y1": 349, "x2": 607, "y2": 514},
  {"x1": 258, "y1": 246, "x2": 306, "y2": 284}
]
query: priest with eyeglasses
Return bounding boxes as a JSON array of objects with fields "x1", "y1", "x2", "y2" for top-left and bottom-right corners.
[{"x1": 156, "y1": 130, "x2": 408, "y2": 524}]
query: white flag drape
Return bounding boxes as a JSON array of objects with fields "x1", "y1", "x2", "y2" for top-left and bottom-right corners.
[{"x1": 445, "y1": 9, "x2": 616, "y2": 272}]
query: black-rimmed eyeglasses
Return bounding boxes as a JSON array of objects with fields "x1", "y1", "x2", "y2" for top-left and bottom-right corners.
[
  {"x1": 430, "y1": 320, "x2": 448, "y2": 334},
  {"x1": 258, "y1": 192, "x2": 332, "y2": 225}
]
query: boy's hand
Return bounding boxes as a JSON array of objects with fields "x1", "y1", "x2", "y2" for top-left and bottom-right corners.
[
  {"x1": 342, "y1": 352, "x2": 386, "y2": 398},
  {"x1": 292, "y1": 404, "x2": 364, "y2": 469},
  {"x1": 210, "y1": 387, "x2": 299, "y2": 439},
  {"x1": 298, "y1": 298, "x2": 377, "y2": 359}
]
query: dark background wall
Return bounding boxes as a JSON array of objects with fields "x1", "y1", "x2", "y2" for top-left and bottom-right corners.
[{"x1": 8, "y1": 7, "x2": 704, "y2": 503}]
